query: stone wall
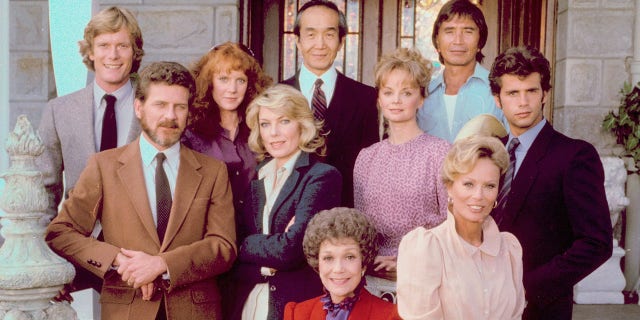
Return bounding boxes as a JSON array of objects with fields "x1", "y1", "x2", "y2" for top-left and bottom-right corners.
[
  {"x1": 553, "y1": 0, "x2": 635, "y2": 155},
  {"x1": 8, "y1": 0, "x2": 240, "y2": 129}
]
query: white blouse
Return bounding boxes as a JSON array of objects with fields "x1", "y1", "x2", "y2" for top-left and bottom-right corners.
[{"x1": 397, "y1": 212, "x2": 525, "y2": 320}]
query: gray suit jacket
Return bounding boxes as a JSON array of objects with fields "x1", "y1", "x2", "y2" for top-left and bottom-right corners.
[{"x1": 37, "y1": 84, "x2": 141, "y2": 217}]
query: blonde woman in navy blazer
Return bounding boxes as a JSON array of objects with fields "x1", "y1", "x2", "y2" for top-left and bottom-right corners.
[{"x1": 221, "y1": 84, "x2": 342, "y2": 320}]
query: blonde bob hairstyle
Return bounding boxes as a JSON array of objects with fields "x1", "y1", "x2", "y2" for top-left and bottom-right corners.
[
  {"x1": 441, "y1": 135, "x2": 509, "y2": 187},
  {"x1": 374, "y1": 47, "x2": 433, "y2": 98},
  {"x1": 246, "y1": 84, "x2": 325, "y2": 161}
]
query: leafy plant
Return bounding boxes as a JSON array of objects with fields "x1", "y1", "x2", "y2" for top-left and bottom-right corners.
[{"x1": 603, "y1": 82, "x2": 640, "y2": 171}]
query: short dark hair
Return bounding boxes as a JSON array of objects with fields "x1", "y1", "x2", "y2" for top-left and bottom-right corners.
[
  {"x1": 303, "y1": 207, "x2": 379, "y2": 273},
  {"x1": 432, "y1": 0, "x2": 488, "y2": 64},
  {"x1": 293, "y1": 0, "x2": 348, "y2": 39},
  {"x1": 135, "y1": 61, "x2": 196, "y2": 106},
  {"x1": 489, "y1": 46, "x2": 552, "y2": 95}
]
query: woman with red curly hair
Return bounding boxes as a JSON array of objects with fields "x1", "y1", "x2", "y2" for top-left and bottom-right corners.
[{"x1": 183, "y1": 42, "x2": 272, "y2": 212}]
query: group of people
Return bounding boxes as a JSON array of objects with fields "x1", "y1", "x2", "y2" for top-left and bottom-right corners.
[{"x1": 37, "y1": 0, "x2": 613, "y2": 320}]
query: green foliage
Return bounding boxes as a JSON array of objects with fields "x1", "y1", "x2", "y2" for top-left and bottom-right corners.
[{"x1": 603, "y1": 82, "x2": 640, "y2": 170}]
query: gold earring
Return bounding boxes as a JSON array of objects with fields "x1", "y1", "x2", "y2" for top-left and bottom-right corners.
[{"x1": 493, "y1": 201, "x2": 497, "y2": 209}]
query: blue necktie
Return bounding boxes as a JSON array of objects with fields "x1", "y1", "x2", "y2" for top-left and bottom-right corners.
[{"x1": 495, "y1": 138, "x2": 520, "y2": 224}]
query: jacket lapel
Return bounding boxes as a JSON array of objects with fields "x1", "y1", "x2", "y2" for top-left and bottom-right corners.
[
  {"x1": 116, "y1": 138, "x2": 161, "y2": 247},
  {"x1": 161, "y1": 147, "x2": 203, "y2": 250},
  {"x1": 503, "y1": 122, "x2": 554, "y2": 226},
  {"x1": 74, "y1": 86, "x2": 98, "y2": 153},
  {"x1": 267, "y1": 152, "x2": 311, "y2": 231}
]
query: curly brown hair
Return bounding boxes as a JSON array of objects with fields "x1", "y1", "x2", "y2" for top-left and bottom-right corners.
[
  {"x1": 303, "y1": 207, "x2": 379, "y2": 273},
  {"x1": 188, "y1": 42, "x2": 273, "y2": 138}
]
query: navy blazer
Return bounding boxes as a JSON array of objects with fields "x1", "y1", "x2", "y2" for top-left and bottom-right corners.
[
  {"x1": 492, "y1": 122, "x2": 612, "y2": 315},
  {"x1": 282, "y1": 72, "x2": 378, "y2": 207},
  {"x1": 222, "y1": 152, "x2": 342, "y2": 320}
]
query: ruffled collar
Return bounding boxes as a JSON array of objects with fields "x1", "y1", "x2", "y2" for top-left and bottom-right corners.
[{"x1": 321, "y1": 277, "x2": 366, "y2": 320}]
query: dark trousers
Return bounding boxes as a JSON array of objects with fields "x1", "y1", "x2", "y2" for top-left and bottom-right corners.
[{"x1": 523, "y1": 294, "x2": 573, "y2": 320}]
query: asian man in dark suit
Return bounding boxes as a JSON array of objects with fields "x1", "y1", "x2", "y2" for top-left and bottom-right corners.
[
  {"x1": 489, "y1": 46, "x2": 612, "y2": 320},
  {"x1": 37, "y1": 6, "x2": 144, "y2": 295},
  {"x1": 281, "y1": 0, "x2": 378, "y2": 207}
]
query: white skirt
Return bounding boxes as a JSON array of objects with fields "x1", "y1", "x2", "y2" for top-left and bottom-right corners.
[{"x1": 241, "y1": 283, "x2": 269, "y2": 320}]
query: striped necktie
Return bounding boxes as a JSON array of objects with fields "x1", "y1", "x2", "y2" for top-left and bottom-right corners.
[
  {"x1": 495, "y1": 137, "x2": 520, "y2": 223},
  {"x1": 312, "y1": 78, "x2": 327, "y2": 121}
]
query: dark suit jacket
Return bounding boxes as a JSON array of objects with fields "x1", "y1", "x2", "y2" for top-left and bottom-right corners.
[
  {"x1": 283, "y1": 289, "x2": 401, "y2": 320},
  {"x1": 492, "y1": 122, "x2": 612, "y2": 316},
  {"x1": 46, "y1": 139, "x2": 237, "y2": 320},
  {"x1": 222, "y1": 152, "x2": 342, "y2": 320},
  {"x1": 282, "y1": 72, "x2": 378, "y2": 207}
]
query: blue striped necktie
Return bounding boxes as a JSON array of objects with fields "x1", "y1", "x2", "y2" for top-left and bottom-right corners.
[{"x1": 495, "y1": 137, "x2": 520, "y2": 223}]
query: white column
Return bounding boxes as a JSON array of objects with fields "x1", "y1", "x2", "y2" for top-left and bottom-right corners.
[
  {"x1": 0, "y1": 0, "x2": 9, "y2": 174},
  {"x1": 632, "y1": 0, "x2": 640, "y2": 84},
  {"x1": 574, "y1": 157, "x2": 628, "y2": 304}
]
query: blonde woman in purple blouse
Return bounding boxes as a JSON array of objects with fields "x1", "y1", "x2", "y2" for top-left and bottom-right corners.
[{"x1": 353, "y1": 48, "x2": 450, "y2": 299}]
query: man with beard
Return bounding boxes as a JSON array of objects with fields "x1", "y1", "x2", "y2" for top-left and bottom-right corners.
[{"x1": 46, "y1": 61, "x2": 237, "y2": 320}]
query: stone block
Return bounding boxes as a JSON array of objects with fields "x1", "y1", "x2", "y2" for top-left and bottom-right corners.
[
  {"x1": 215, "y1": 5, "x2": 240, "y2": 44},
  {"x1": 568, "y1": 0, "x2": 599, "y2": 8},
  {"x1": 141, "y1": 0, "x2": 236, "y2": 4},
  {"x1": 10, "y1": 52, "x2": 49, "y2": 101},
  {"x1": 134, "y1": 6, "x2": 215, "y2": 55},
  {"x1": 602, "y1": 0, "x2": 634, "y2": 8},
  {"x1": 141, "y1": 53, "x2": 203, "y2": 71},
  {"x1": 567, "y1": 10, "x2": 633, "y2": 57},
  {"x1": 10, "y1": 1, "x2": 49, "y2": 50},
  {"x1": 555, "y1": 12, "x2": 568, "y2": 60},
  {"x1": 561, "y1": 106, "x2": 612, "y2": 147},
  {"x1": 563, "y1": 60, "x2": 602, "y2": 106},
  {"x1": 554, "y1": 59, "x2": 568, "y2": 106},
  {"x1": 10, "y1": 102, "x2": 46, "y2": 130},
  {"x1": 101, "y1": 0, "x2": 141, "y2": 5},
  {"x1": 552, "y1": 105, "x2": 566, "y2": 132},
  {"x1": 602, "y1": 59, "x2": 631, "y2": 106},
  {"x1": 558, "y1": 0, "x2": 569, "y2": 13}
]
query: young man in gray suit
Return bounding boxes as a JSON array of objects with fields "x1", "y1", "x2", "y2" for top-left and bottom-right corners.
[{"x1": 37, "y1": 6, "x2": 144, "y2": 294}]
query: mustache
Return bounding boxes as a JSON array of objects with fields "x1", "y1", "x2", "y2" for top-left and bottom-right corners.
[{"x1": 158, "y1": 120, "x2": 179, "y2": 129}]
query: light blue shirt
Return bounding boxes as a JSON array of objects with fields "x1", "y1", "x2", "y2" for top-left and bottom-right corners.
[
  {"x1": 417, "y1": 63, "x2": 507, "y2": 142},
  {"x1": 509, "y1": 118, "x2": 546, "y2": 177},
  {"x1": 139, "y1": 135, "x2": 180, "y2": 227},
  {"x1": 298, "y1": 64, "x2": 337, "y2": 109}
]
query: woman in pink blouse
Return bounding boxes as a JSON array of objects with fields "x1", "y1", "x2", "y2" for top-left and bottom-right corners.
[
  {"x1": 353, "y1": 48, "x2": 450, "y2": 299},
  {"x1": 397, "y1": 135, "x2": 525, "y2": 320}
]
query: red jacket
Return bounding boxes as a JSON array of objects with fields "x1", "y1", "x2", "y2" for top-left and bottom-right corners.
[{"x1": 284, "y1": 289, "x2": 401, "y2": 320}]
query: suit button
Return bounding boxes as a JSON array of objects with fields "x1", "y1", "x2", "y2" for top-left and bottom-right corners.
[
  {"x1": 96, "y1": 262, "x2": 102, "y2": 267},
  {"x1": 87, "y1": 259, "x2": 93, "y2": 264},
  {"x1": 270, "y1": 285, "x2": 276, "y2": 292}
]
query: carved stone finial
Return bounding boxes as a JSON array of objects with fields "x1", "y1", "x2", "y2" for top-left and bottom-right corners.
[
  {"x1": 0, "y1": 115, "x2": 76, "y2": 319},
  {"x1": 4, "y1": 115, "x2": 44, "y2": 158}
]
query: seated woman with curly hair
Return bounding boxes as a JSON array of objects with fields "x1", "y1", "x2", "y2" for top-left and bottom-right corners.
[{"x1": 284, "y1": 207, "x2": 401, "y2": 320}]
